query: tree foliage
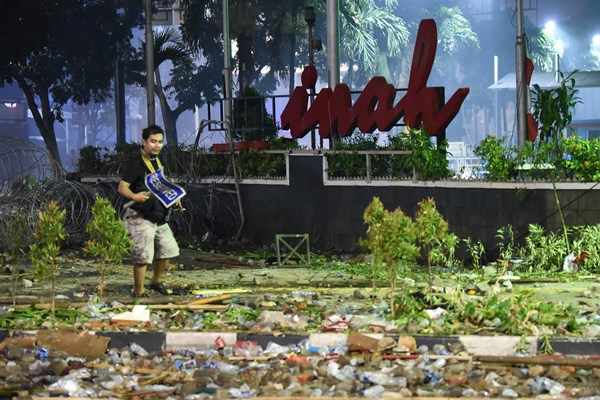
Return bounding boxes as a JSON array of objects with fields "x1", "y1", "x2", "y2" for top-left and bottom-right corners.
[
  {"x1": 361, "y1": 197, "x2": 419, "y2": 314},
  {"x1": 30, "y1": 201, "x2": 66, "y2": 313},
  {"x1": 0, "y1": 0, "x2": 143, "y2": 176},
  {"x1": 339, "y1": 0, "x2": 410, "y2": 87},
  {"x1": 179, "y1": 0, "x2": 308, "y2": 94},
  {"x1": 130, "y1": 27, "x2": 222, "y2": 145},
  {"x1": 83, "y1": 195, "x2": 133, "y2": 299}
]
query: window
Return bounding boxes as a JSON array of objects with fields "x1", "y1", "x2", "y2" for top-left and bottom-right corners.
[{"x1": 588, "y1": 129, "x2": 600, "y2": 140}]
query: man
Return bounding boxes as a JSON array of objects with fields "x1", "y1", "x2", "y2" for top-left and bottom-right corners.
[{"x1": 118, "y1": 124, "x2": 180, "y2": 297}]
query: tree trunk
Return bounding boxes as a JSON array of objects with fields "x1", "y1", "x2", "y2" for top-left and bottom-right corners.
[
  {"x1": 154, "y1": 68, "x2": 178, "y2": 145},
  {"x1": 237, "y1": 33, "x2": 255, "y2": 91},
  {"x1": 14, "y1": 74, "x2": 64, "y2": 179},
  {"x1": 163, "y1": 107, "x2": 180, "y2": 147}
]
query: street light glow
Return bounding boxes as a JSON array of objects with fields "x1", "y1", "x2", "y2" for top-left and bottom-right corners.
[{"x1": 545, "y1": 20, "x2": 556, "y2": 32}]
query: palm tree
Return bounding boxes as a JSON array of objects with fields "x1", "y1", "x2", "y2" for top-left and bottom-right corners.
[
  {"x1": 150, "y1": 27, "x2": 189, "y2": 145},
  {"x1": 178, "y1": 0, "x2": 313, "y2": 95},
  {"x1": 338, "y1": 0, "x2": 410, "y2": 89},
  {"x1": 261, "y1": 3, "x2": 311, "y2": 94},
  {"x1": 130, "y1": 27, "x2": 221, "y2": 144}
]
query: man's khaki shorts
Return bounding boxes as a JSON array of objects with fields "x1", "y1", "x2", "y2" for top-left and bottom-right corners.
[{"x1": 123, "y1": 208, "x2": 180, "y2": 265}]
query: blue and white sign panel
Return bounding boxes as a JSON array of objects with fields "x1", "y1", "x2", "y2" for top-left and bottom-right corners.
[{"x1": 144, "y1": 168, "x2": 186, "y2": 208}]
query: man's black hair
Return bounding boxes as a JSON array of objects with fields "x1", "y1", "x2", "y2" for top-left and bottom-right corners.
[{"x1": 142, "y1": 124, "x2": 165, "y2": 140}]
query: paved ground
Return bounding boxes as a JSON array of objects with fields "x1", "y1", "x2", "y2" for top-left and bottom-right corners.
[
  {"x1": 0, "y1": 247, "x2": 373, "y2": 305},
  {"x1": 2, "y1": 246, "x2": 600, "y2": 311}
]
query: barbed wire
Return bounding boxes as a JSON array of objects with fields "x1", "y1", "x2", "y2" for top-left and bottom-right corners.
[
  {"x1": 0, "y1": 135, "x2": 52, "y2": 196},
  {"x1": 0, "y1": 135, "x2": 243, "y2": 252}
]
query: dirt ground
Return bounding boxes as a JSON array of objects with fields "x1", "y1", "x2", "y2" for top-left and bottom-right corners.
[
  {"x1": 2, "y1": 247, "x2": 600, "y2": 399},
  {"x1": 2, "y1": 245, "x2": 600, "y2": 312},
  {"x1": 0, "y1": 246, "x2": 373, "y2": 305}
]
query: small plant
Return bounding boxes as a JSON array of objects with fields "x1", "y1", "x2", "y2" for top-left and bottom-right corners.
[
  {"x1": 531, "y1": 70, "x2": 581, "y2": 145},
  {"x1": 391, "y1": 127, "x2": 452, "y2": 180},
  {"x1": 83, "y1": 195, "x2": 133, "y2": 299},
  {"x1": 569, "y1": 224, "x2": 600, "y2": 272},
  {"x1": 326, "y1": 134, "x2": 380, "y2": 178},
  {"x1": 518, "y1": 224, "x2": 569, "y2": 272},
  {"x1": 414, "y1": 197, "x2": 459, "y2": 282},
  {"x1": 455, "y1": 290, "x2": 579, "y2": 336},
  {"x1": 562, "y1": 136, "x2": 600, "y2": 181},
  {"x1": 496, "y1": 225, "x2": 515, "y2": 267},
  {"x1": 30, "y1": 201, "x2": 67, "y2": 314},
  {"x1": 232, "y1": 86, "x2": 279, "y2": 142},
  {"x1": 237, "y1": 149, "x2": 287, "y2": 178},
  {"x1": 474, "y1": 135, "x2": 517, "y2": 180},
  {"x1": 515, "y1": 187, "x2": 529, "y2": 202},
  {"x1": 464, "y1": 237, "x2": 486, "y2": 269},
  {"x1": 361, "y1": 197, "x2": 419, "y2": 314},
  {"x1": 538, "y1": 334, "x2": 555, "y2": 355},
  {"x1": 77, "y1": 145, "x2": 112, "y2": 176}
]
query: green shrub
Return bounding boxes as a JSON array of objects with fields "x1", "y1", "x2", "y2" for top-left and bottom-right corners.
[
  {"x1": 361, "y1": 197, "x2": 420, "y2": 314},
  {"x1": 391, "y1": 127, "x2": 452, "y2": 180},
  {"x1": 83, "y1": 195, "x2": 133, "y2": 299},
  {"x1": 30, "y1": 201, "x2": 67, "y2": 314},
  {"x1": 415, "y1": 197, "x2": 459, "y2": 280},
  {"x1": 474, "y1": 136, "x2": 518, "y2": 180}
]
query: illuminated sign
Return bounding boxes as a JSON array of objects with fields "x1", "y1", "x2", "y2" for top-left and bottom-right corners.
[{"x1": 281, "y1": 19, "x2": 469, "y2": 139}]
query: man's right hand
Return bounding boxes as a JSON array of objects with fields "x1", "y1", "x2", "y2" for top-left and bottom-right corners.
[{"x1": 132, "y1": 191, "x2": 151, "y2": 203}]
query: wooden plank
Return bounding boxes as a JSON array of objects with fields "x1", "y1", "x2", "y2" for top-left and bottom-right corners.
[
  {"x1": 148, "y1": 304, "x2": 228, "y2": 311},
  {"x1": 475, "y1": 354, "x2": 600, "y2": 368},
  {"x1": 188, "y1": 293, "x2": 231, "y2": 305}
]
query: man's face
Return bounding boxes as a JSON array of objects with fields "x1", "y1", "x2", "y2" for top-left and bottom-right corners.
[{"x1": 142, "y1": 133, "x2": 164, "y2": 156}]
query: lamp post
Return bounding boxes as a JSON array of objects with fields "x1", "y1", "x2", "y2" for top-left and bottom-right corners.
[
  {"x1": 515, "y1": 0, "x2": 527, "y2": 146},
  {"x1": 305, "y1": 7, "x2": 316, "y2": 149},
  {"x1": 327, "y1": 0, "x2": 340, "y2": 149},
  {"x1": 144, "y1": 0, "x2": 155, "y2": 126},
  {"x1": 223, "y1": 0, "x2": 233, "y2": 145},
  {"x1": 305, "y1": 7, "x2": 316, "y2": 67}
]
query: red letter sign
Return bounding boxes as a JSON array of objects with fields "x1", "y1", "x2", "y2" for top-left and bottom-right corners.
[{"x1": 281, "y1": 19, "x2": 469, "y2": 139}]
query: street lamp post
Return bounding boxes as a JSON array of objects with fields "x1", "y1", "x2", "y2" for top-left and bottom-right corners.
[
  {"x1": 327, "y1": 0, "x2": 340, "y2": 149},
  {"x1": 305, "y1": 7, "x2": 316, "y2": 149},
  {"x1": 515, "y1": 0, "x2": 528, "y2": 146},
  {"x1": 144, "y1": 0, "x2": 155, "y2": 126}
]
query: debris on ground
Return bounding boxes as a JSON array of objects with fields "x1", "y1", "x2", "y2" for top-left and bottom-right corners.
[
  {"x1": 1, "y1": 333, "x2": 600, "y2": 398},
  {"x1": 2, "y1": 248, "x2": 600, "y2": 397}
]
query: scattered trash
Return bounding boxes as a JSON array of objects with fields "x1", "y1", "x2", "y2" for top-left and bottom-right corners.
[
  {"x1": 111, "y1": 304, "x2": 150, "y2": 325},
  {"x1": 564, "y1": 251, "x2": 590, "y2": 272},
  {"x1": 2, "y1": 248, "x2": 600, "y2": 397},
  {"x1": 564, "y1": 253, "x2": 578, "y2": 272},
  {"x1": 0, "y1": 330, "x2": 599, "y2": 398}
]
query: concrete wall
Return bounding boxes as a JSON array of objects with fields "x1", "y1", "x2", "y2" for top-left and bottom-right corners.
[{"x1": 235, "y1": 155, "x2": 600, "y2": 255}]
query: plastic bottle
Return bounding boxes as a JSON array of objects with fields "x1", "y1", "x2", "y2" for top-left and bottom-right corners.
[
  {"x1": 222, "y1": 347, "x2": 233, "y2": 357},
  {"x1": 264, "y1": 342, "x2": 290, "y2": 355},
  {"x1": 37, "y1": 348, "x2": 49, "y2": 361},
  {"x1": 363, "y1": 371, "x2": 407, "y2": 387},
  {"x1": 528, "y1": 377, "x2": 565, "y2": 395},
  {"x1": 362, "y1": 385, "x2": 385, "y2": 398},
  {"x1": 432, "y1": 344, "x2": 450, "y2": 355},
  {"x1": 120, "y1": 350, "x2": 132, "y2": 366},
  {"x1": 431, "y1": 358, "x2": 447, "y2": 370},
  {"x1": 326, "y1": 361, "x2": 340, "y2": 377},
  {"x1": 334, "y1": 365, "x2": 355, "y2": 381},
  {"x1": 217, "y1": 362, "x2": 240, "y2": 375},
  {"x1": 501, "y1": 387, "x2": 519, "y2": 398},
  {"x1": 540, "y1": 377, "x2": 565, "y2": 395},
  {"x1": 129, "y1": 342, "x2": 149, "y2": 356}
]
